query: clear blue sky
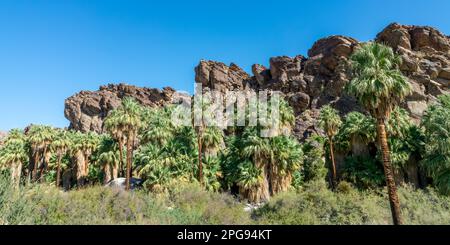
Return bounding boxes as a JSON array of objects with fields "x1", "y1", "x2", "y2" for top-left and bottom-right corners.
[{"x1": 1, "y1": 0, "x2": 449, "y2": 131}]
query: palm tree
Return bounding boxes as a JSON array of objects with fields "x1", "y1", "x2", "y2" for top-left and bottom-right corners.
[
  {"x1": 80, "y1": 132, "x2": 100, "y2": 178},
  {"x1": 27, "y1": 125, "x2": 55, "y2": 181},
  {"x1": 50, "y1": 130, "x2": 71, "y2": 187},
  {"x1": 0, "y1": 129, "x2": 28, "y2": 188},
  {"x1": 269, "y1": 136, "x2": 303, "y2": 193},
  {"x1": 201, "y1": 126, "x2": 224, "y2": 158},
  {"x1": 68, "y1": 131, "x2": 87, "y2": 186},
  {"x1": 421, "y1": 94, "x2": 450, "y2": 194},
  {"x1": 140, "y1": 107, "x2": 175, "y2": 147},
  {"x1": 96, "y1": 135, "x2": 120, "y2": 184},
  {"x1": 104, "y1": 110, "x2": 126, "y2": 177},
  {"x1": 318, "y1": 105, "x2": 342, "y2": 188},
  {"x1": 347, "y1": 42, "x2": 411, "y2": 225},
  {"x1": 105, "y1": 97, "x2": 143, "y2": 190},
  {"x1": 241, "y1": 127, "x2": 272, "y2": 202},
  {"x1": 278, "y1": 98, "x2": 296, "y2": 135},
  {"x1": 335, "y1": 112, "x2": 376, "y2": 156}
]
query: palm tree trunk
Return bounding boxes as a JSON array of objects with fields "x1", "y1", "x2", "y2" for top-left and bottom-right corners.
[
  {"x1": 329, "y1": 137, "x2": 337, "y2": 189},
  {"x1": 118, "y1": 139, "x2": 124, "y2": 177},
  {"x1": 56, "y1": 154, "x2": 62, "y2": 187},
  {"x1": 256, "y1": 155, "x2": 271, "y2": 203},
  {"x1": 11, "y1": 161, "x2": 22, "y2": 189},
  {"x1": 112, "y1": 161, "x2": 119, "y2": 180},
  {"x1": 103, "y1": 163, "x2": 112, "y2": 185},
  {"x1": 39, "y1": 145, "x2": 50, "y2": 182},
  {"x1": 125, "y1": 135, "x2": 133, "y2": 191},
  {"x1": 75, "y1": 150, "x2": 86, "y2": 187},
  {"x1": 197, "y1": 131, "x2": 203, "y2": 186},
  {"x1": 33, "y1": 151, "x2": 39, "y2": 181},
  {"x1": 376, "y1": 119, "x2": 403, "y2": 225}
]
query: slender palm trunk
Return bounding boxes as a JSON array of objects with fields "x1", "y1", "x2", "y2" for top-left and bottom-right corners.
[
  {"x1": 253, "y1": 154, "x2": 271, "y2": 203},
  {"x1": 112, "y1": 161, "x2": 119, "y2": 180},
  {"x1": 56, "y1": 154, "x2": 62, "y2": 187},
  {"x1": 75, "y1": 150, "x2": 86, "y2": 187},
  {"x1": 84, "y1": 152, "x2": 90, "y2": 179},
  {"x1": 104, "y1": 163, "x2": 112, "y2": 185},
  {"x1": 197, "y1": 131, "x2": 203, "y2": 186},
  {"x1": 329, "y1": 137, "x2": 337, "y2": 189},
  {"x1": 125, "y1": 135, "x2": 133, "y2": 191},
  {"x1": 39, "y1": 146, "x2": 49, "y2": 182},
  {"x1": 118, "y1": 139, "x2": 124, "y2": 177},
  {"x1": 11, "y1": 161, "x2": 22, "y2": 189},
  {"x1": 32, "y1": 151, "x2": 39, "y2": 181},
  {"x1": 377, "y1": 119, "x2": 403, "y2": 225}
]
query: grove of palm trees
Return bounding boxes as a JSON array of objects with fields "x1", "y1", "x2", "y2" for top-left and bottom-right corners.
[{"x1": 2, "y1": 39, "x2": 450, "y2": 225}]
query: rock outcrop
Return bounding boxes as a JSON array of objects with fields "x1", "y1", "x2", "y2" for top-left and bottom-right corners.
[
  {"x1": 64, "y1": 84, "x2": 182, "y2": 132},
  {"x1": 65, "y1": 23, "x2": 450, "y2": 138}
]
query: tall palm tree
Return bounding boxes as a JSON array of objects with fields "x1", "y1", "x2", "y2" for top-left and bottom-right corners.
[
  {"x1": 0, "y1": 129, "x2": 28, "y2": 188},
  {"x1": 50, "y1": 130, "x2": 71, "y2": 187},
  {"x1": 347, "y1": 42, "x2": 411, "y2": 225},
  {"x1": 96, "y1": 135, "x2": 120, "y2": 184},
  {"x1": 105, "y1": 97, "x2": 142, "y2": 190},
  {"x1": 318, "y1": 105, "x2": 342, "y2": 188},
  {"x1": 68, "y1": 131, "x2": 87, "y2": 186},
  {"x1": 104, "y1": 110, "x2": 126, "y2": 177},
  {"x1": 241, "y1": 127, "x2": 272, "y2": 202},
  {"x1": 269, "y1": 135, "x2": 303, "y2": 193},
  {"x1": 80, "y1": 132, "x2": 100, "y2": 178},
  {"x1": 27, "y1": 125, "x2": 55, "y2": 181}
]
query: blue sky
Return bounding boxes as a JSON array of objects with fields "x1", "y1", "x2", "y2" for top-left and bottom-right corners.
[{"x1": 1, "y1": 0, "x2": 450, "y2": 131}]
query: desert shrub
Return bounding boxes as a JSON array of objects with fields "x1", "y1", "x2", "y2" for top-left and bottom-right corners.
[
  {"x1": 0, "y1": 176, "x2": 250, "y2": 225},
  {"x1": 1, "y1": 174, "x2": 450, "y2": 225},
  {"x1": 397, "y1": 185, "x2": 450, "y2": 224},
  {"x1": 341, "y1": 155, "x2": 385, "y2": 189},
  {"x1": 299, "y1": 135, "x2": 328, "y2": 183},
  {"x1": 254, "y1": 180, "x2": 389, "y2": 225}
]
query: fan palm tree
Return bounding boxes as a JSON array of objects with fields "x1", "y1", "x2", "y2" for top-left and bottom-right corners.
[
  {"x1": 335, "y1": 112, "x2": 376, "y2": 155},
  {"x1": 27, "y1": 125, "x2": 55, "y2": 181},
  {"x1": 50, "y1": 130, "x2": 71, "y2": 187},
  {"x1": 347, "y1": 42, "x2": 411, "y2": 225},
  {"x1": 241, "y1": 127, "x2": 271, "y2": 202},
  {"x1": 104, "y1": 109, "x2": 126, "y2": 177},
  {"x1": 68, "y1": 131, "x2": 87, "y2": 186},
  {"x1": 278, "y1": 98, "x2": 296, "y2": 135},
  {"x1": 96, "y1": 135, "x2": 120, "y2": 184},
  {"x1": 202, "y1": 126, "x2": 224, "y2": 158},
  {"x1": 421, "y1": 94, "x2": 450, "y2": 194},
  {"x1": 318, "y1": 105, "x2": 342, "y2": 188},
  {"x1": 140, "y1": 107, "x2": 175, "y2": 147},
  {"x1": 105, "y1": 97, "x2": 143, "y2": 190},
  {"x1": 0, "y1": 129, "x2": 28, "y2": 188},
  {"x1": 269, "y1": 135, "x2": 303, "y2": 193},
  {"x1": 80, "y1": 132, "x2": 100, "y2": 177}
]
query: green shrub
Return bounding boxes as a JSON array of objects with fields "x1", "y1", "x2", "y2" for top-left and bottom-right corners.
[{"x1": 342, "y1": 155, "x2": 385, "y2": 189}]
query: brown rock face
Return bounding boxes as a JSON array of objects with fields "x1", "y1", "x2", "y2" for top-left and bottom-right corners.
[
  {"x1": 65, "y1": 23, "x2": 450, "y2": 139},
  {"x1": 64, "y1": 84, "x2": 180, "y2": 132},
  {"x1": 376, "y1": 23, "x2": 450, "y2": 121}
]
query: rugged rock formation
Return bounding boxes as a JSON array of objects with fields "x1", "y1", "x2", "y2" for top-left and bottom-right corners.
[
  {"x1": 65, "y1": 23, "x2": 450, "y2": 138},
  {"x1": 64, "y1": 84, "x2": 183, "y2": 132}
]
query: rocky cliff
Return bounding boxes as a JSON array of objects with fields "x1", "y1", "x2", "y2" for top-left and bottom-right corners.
[{"x1": 65, "y1": 23, "x2": 450, "y2": 138}]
